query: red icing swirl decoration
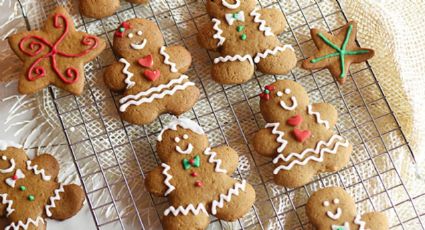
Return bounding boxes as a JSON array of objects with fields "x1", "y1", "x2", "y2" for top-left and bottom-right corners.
[{"x1": 18, "y1": 13, "x2": 99, "y2": 84}]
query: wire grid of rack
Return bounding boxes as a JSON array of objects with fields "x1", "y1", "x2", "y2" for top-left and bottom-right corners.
[{"x1": 15, "y1": 0, "x2": 425, "y2": 229}]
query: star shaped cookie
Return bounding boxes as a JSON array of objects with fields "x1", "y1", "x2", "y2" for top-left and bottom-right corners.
[
  {"x1": 302, "y1": 21, "x2": 374, "y2": 84},
  {"x1": 8, "y1": 6, "x2": 106, "y2": 95}
]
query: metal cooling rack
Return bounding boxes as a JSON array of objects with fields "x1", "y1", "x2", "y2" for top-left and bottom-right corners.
[{"x1": 15, "y1": 0, "x2": 425, "y2": 229}]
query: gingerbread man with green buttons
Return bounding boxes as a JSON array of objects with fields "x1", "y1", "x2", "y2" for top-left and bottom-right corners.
[
  {"x1": 0, "y1": 140, "x2": 84, "y2": 230},
  {"x1": 145, "y1": 118, "x2": 256, "y2": 230},
  {"x1": 198, "y1": 0, "x2": 297, "y2": 84}
]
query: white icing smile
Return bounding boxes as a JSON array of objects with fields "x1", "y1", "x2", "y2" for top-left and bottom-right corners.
[
  {"x1": 0, "y1": 156, "x2": 15, "y2": 174},
  {"x1": 277, "y1": 88, "x2": 298, "y2": 111},
  {"x1": 222, "y1": 0, "x2": 240, "y2": 9},
  {"x1": 130, "y1": 39, "x2": 147, "y2": 50},
  {"x1": 326, "y1": 208, "x2": 342, "y2": 220},
  {"x1": 174, "y1": 134, "x2": 193, "y2": 154}
]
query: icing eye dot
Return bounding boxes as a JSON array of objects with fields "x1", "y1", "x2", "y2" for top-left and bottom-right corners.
[
  {"x1": 333, "y1": 198, "x2": 340, "y2": 204},
  {"x1": 1, "y1": 156, "x2": 6, "y2": 160},
  {"x1": 323, "y1": 201, "x2": 330, "y2": 207},
  {"x1": 284, "y1": 88, "x2": 291, "y2": 94},
  {"x1": 174, "y1": 137, "x2": 181, "y2": 143},
  {"x1": 128, "y1": 33, "x2": 134, "y2": 38},
  {"x1": 183, "y1": 134, "x2": 189, "y2": 140},
  {"x1": 137, "y1": 31, "x2": 143, "y2": 36},
  {"x1": 277, "y1": 91, "x2": 283, "y2": 97}
]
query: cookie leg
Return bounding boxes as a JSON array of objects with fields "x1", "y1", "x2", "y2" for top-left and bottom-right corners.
[
  {"x1": 47, "y1": 184, "x2": 85, "y2": 221},
  {"x1": 255, "y1": 46, "x2": 297, "y2": 75},
  {"x1": 213, "y1": 183, "x2": 256, "y2": 221},
  {"x1": 274, "y1": 165, "x2": 316, "y2": 188},
  {"x1": 162, "y1": 212, "x2": 209, "y2": 230},
  {"x1": 211, "y1": 58, "x2": 254, "y2": 84}
]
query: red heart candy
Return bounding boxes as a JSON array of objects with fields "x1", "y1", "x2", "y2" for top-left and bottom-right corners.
[
  {"x1": 144, "y1": 69, "x2": 160, "y2": 81},
  {"x1": 287, "y1": 114, "x2": 303, "y2": 126},
  {"x1": 138, "y1": 54, "x2": 154, "y2": 68},
  {"x1": 293, "y1": 128, "x2": 311, "y2": 143}
]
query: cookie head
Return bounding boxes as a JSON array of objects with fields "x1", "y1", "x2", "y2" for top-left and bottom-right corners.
[
  {"x1": 260, "y1": 80, "x2": 309, "y2": 120},
  {"x1": 306, "y1": 187, "x2": 356, "y2": 225},
  {"x1": 113, "y1": 18, "x2": 164, "y2": 58},
  {"x1": 207, "y1": 0, "x2": 256, "y2": 17},
  {"x1": 156, "y1": 118, "x2": 208, "y2": 161}
]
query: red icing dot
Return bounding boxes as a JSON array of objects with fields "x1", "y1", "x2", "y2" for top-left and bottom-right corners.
[
  {"x1": 189, "y1": 159, "x2": 195, "y2": 165},
  {"x1": 12, "y1": 175, "x2": 18, "y2": 180},
  {"x1": 195, "y1": 181, "x2": 203, "y2": 187}
]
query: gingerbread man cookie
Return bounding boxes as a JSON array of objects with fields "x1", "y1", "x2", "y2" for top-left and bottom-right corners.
[
  {"x1": 307, "y1": 187, "x2": 388, "y2": 230},
  {"x1": 197, "y1": 0, "x2": 297, "y2": 84},
  {"x1": 0, "y1": 140, "x2": 85, "y2": 230},
  {"x1": 79, "y1": 0, "x2": 149, "y2": 19},
  {"x1": 8, "y1": 7, "x2": 106, "y2": 95},
  {"x1": 104, "y1": 19, "x2": 200, "y2": 125},
  {"x1": 145, "y1": 118, "x2": 256, "y2": 230},
  {"x1": 302, "y1": 21, "x2": 374, "y2": 84},
  {"x1": 252, "y1": 80, "x2": 353, "y2": 188}
]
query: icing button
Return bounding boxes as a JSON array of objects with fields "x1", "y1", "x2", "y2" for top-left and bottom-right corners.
[
  {"x1": 241, "y1": 34, "x2": 247, "y2": 40},
  {"x1": 19, "y1": 185, "x2": 26, "y2": 191},
  {"x1": 27, "y1": 195, "x2": 35, "y2": 201},
  {"x1": 195, "y1": 181, "x2": 203, "y2": 187}
]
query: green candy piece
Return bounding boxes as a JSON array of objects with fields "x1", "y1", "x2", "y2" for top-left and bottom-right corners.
[
  {"x1": 19, "y1": 186, "x2": 26, "y2": 191},
  {"x1": 237, "y1": 26, "x2": 245, "y2": 32},
  {"x1": 28, "y1": 195, "x2": 35, "y2": 201},
  {"x1": 241, "y1": 34, "x2": 247, "y2": 41}
]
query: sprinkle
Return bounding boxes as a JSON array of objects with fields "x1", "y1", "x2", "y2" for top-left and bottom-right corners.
[
  {"x1": 28, "y1": 195, "x2": 35, "y2": 201},
  {"x1": 19, "y1": 186, "x2": 26, "y2": 191}
]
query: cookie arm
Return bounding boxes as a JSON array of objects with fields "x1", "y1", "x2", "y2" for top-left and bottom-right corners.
[
  {"x1": 30, "y1": 154, "x2": 60, "y2": 180},
  {"x1": 309, "y1": 103, "x2": 338, "y2": 128},
  {"x1": 145, "y1": 166, "x2": 169, "y2": 197},
  {"x1": 104, "y1": 60, "x2": 131, "y2": 92},
  {"x1": 163, "y1": 46, "x2": 192, "y2": 73},
  {"x1": 253, "y1": 128, "x2": 282, "y2": 157},
  {"x1": 197, "y1": 21, "x2": 221, "y2": 51},
  {"x1": 48, "y1": 184, "x2": 85, "y2": 220},
  {"x1": 257, "y1": 8, "x2": 287, "y2": 35},
  {"x1": 209, "y1": 146, "x2": 239, "y2": 175}
]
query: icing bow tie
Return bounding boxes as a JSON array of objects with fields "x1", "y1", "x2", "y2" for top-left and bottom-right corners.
[
  {"x1": 182, "y1": 155, "x2": 200, "y2": 170},
  {"x1": 259, "y1": 85, "x2": 276, "y2": 100},
  {"x1": 225, "y1": 11, "x2": 245, "y2": 25},
  {"x1": 6, "y1": 169, "x2": 25, "y2": 188}
]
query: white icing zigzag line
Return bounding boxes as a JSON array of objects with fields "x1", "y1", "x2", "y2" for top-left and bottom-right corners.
[
  {"x1": 5, "y1": 216, "x2": 44, "y2": 230},
  {"x1": 308, "y1": 105, "x2": 330, "y2": 129},
  {"x1": 160, "y1": 46, "x2": 178, "y2": 73},
  {"x1": 119, "y1": 58, "x2": 135, "y2": 89},
  {"x1": 214, "y1": 54, "x2": 254, "y2": 65},
  {"x1": 354, "y1": 214, "x2": 367, "y2": 230},
  {"x1": 254, "y1": 45, "x2": 294, "y2": 63},
  {"x1": 203, "y1": 147, "x2": 227, "y2": 173},
  {"x1": 45, "y1": 184, "x2": 65, "y2": 217},
  {"x1": 161, "y1": 163, "x2": 175, "y2": 196},
  {"x1": 211, "y1": 180, "x2": 246, "y2": 215},
  {"x1": 250, "y1": 9, "x2": 274, "y2": 37},
  {"x1": 272, "y1": 135, "x2": 350, "y2": 174},
  {"x1": 164, "y1": 203, "x2": 208, "y2": 216},
  {"x1": 212, "y1": 18, "x2": 226, "y2": 47},
  {"x1": 26, "y1": 161, "x2": 51, "y2": 181},
  {"x1": 0, "y1": 194, "x2": 15, "y2": 217},
  {"x1": 265, "y1": 123, "x2": 287, "y2": 153},
  {"x1": 119, "y1": 75, "x2": 194, "y2": 112}
]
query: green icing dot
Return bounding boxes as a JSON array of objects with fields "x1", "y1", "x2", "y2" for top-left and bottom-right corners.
[
  {"x1": 264, "y1": 89, "x2": 270, "y2": 94},
  {"x1": 27, "y1": 195, "x2": 35, "y2": 201},
  {"x1": 241, "y1": 34, "x2": 247, "y2": 40},
  {"x1": 232, "y1": 13, "x2": 238, "y2": 19},
  {"x1": 237, "y1": 26, "x2": 245, "y2": 32},
  {"x1": 119, "y1": 27, "x2": 125, "y2": 32},
  {"x1": 19, "y1": 186, "x2": 26, "y2": 191}
]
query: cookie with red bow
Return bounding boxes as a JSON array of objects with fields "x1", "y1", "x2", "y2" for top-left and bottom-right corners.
[
  {"x1": 0, "y1": 140, "x2": 85, "y2": 230},
  {"x1": 145, "y1": 118, "x2": 256, "y2": 230},
  {"x1": 104, "y1": 19, "x2": 200, "y2": 125},
  {"x1": 253, "y1": 80, "x2": 353, "y2": 188}
]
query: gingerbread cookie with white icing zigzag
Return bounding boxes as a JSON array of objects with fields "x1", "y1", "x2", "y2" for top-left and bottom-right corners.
[
  {"x1": 104, "y1": 18, "x2": 200, "y2": 125},
  {"x1": 253, "y1": 80, "x2": 353, "y2": 188},
  {"x1": 145, "y1": 118, "x2": 256, "y2": 230},
  {"x1": 197, "y1": 0, "x2": 297, "y2": 84},
  {"x1": 0, "y1": 140, "x2": 84, "y2": 230},
  {"x1": 307, "y1": 187, "x2": 388, "y2": 230}
]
